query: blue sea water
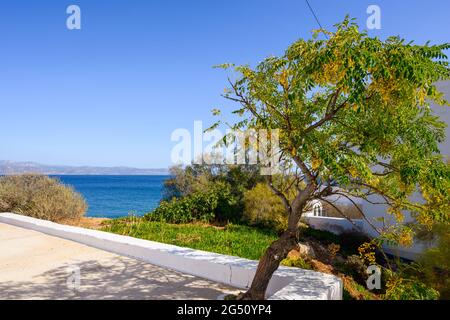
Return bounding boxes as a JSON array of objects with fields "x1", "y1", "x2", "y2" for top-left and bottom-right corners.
[{"x1": 55, "y1": 175, "x2": 168, "y2": 218}]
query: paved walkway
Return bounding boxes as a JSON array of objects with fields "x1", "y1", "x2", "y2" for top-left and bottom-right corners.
[{"x1": 0, "y1": 223, "x2": 238, "y2": 300}]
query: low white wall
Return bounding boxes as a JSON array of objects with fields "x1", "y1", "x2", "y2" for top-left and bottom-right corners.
[
  {"x1": 0, "y1": 212, "x2": 342, "y2": 300},
  {"x1": 304, "y1": 214, "x2": 432, "y2": 261},
  {"x1": 304, "y1": 216, "x2": 364, "y2": 235}
]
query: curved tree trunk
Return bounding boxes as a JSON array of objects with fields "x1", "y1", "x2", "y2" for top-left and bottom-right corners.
[
  {"x1": 238, "y1": 183, "x2": 315, "y2": 300},
  {"x1": 238, "y1": 229, "x2": 299, "y2": 300}
]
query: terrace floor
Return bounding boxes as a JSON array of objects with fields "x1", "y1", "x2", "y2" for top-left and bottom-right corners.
[{"x1": 0, "y1": 223, "x2": 239, "y2": 300}]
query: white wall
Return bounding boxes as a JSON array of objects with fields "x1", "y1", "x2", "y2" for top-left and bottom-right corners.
[
  {"x1": 304, "y1": 216, "x2": 364, "y2": 235},
  {"x1": 0, "y1": 212, "x2": 343, "y2": 300}
]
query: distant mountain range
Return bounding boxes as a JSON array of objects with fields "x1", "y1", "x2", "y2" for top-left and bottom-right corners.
[{"x1": 0, "y1": 161, "x2": 169, "y2": 176}]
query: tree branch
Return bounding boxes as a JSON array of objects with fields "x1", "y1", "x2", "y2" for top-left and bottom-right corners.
[
  {"x1": 268, "y1": 175, "x2": 291, "y2": 212},
  {"x1": 317, "y1": 197, "x2": 361, "y2": 229},
  {"x1": 332, "y1": 192, "x2": 383, "y2": 235},
  {"x1": 304, "y1": 91, "x2": 346, "y2": 134}
]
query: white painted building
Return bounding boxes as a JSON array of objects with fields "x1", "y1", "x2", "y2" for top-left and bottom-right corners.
[{"x1": 305, "y1": 81, "x2": 450, "y2": 260}]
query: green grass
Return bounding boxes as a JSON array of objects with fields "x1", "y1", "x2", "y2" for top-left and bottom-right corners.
[{"x1": 102, "y1": 218, "x2": 277, "y2": 261}]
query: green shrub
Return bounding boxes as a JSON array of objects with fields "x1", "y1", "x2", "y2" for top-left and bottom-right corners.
[
  {"x1": 417, "y1": 223, "x2": 450, "y2": 299},
  {"x1": 281, "y1": 256, "x2": 312, "y2": 270},
  {"x1": 145, "y1": 182, "x2": 237, "y2": 223},
  {"x1": 162, "y1": 163, "x2": 263, "y2": 222},
  {"x1": 0, "y1": 174, "x2": 87, "y2": 222},
  {"x1": 339, "y1": 231, "x2": 371, "y2": 255},
  {"x1": 384, "y1": 278, "x2": 439, "y2": 300},
  {"x1": 243, "y1": 183, "x2": 287, "y2": 232},
  {"x1": 145, "y1": 191, "x2": 217, "y2": 223},
  {"x1": 339, "y1": 255, "x2": 368, "y2": 285}
]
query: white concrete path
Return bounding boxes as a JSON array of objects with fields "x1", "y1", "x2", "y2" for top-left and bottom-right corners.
[{"x1": 0, "y1": 223, "x2": 238, "y2": 300}]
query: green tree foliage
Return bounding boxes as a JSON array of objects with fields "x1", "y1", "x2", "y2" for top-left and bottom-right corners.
[
  {"x1": 0, "y1": 174, "x2": 87, "y2": 222},
  {"x1": 213, "y1": 17, "x2": 450, "y2": 299}
]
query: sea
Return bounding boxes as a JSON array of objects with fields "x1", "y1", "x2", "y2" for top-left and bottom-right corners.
[{"x1": 55, "y1": 175, "x2": 169, "y2": 218}]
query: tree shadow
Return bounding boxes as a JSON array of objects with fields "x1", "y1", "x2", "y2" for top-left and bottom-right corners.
[{"x1": 0, "y1": 256, "x2": 236, "y2": 300}]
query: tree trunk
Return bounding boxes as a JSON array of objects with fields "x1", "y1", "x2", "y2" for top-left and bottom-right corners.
[
  {"x1": 238, "y1": 183, "x2": 315, "y2": 300},
  {"x1": 238, "y1": 229, "x2": 298, "y2": 300}
]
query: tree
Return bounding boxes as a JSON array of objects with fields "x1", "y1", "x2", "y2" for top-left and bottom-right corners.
[{"x1": 213, "y1": 18, "x2": 450, "y2": 299}]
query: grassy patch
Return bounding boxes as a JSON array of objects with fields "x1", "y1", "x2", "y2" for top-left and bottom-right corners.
[{"x1": 102, "y1": 218, "x2": 277, "y2": 261}]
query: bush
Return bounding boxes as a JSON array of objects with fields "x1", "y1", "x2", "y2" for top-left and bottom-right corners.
[
  {"x1": 384, "y1": 277, "x2": 440, "y2": 300},
  {"x1": 161, "y1": 163, "x2": 263, "y2": 222},
  {"x1": 281, "y1": 256, "x2": 312, "y2": 270},
  {"x1": 243, "y1": 183, "x2": 287, "y2": 232},
  {"x1": 339, "y1": 231, "x2": 371, "y2": 255},
  {"x1": 145, "y1": 182, "x2": 237, "y2": 223},
  {"x1": 417, "y1": 223, "x2": 450, "y2": 299},
  {"x1": 145, "y1": 191, "x2": 217, "y2": 223},
  {"x1": 340, "y1": 255, "x2": 368, "y2": 285},
  {"x1": 0, "y1": 174, "x2": 87, "y2": 222}
]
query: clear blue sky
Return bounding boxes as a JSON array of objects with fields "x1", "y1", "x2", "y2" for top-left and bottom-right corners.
[{"x1": 1, "y1": 0, "x2": 449, "y2": 168}]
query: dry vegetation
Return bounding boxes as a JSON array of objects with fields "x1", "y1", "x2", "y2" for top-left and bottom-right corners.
[
  {"x1": 65, "y1": 217, "x2": 110, "y2": 229},
  {"x1": 0, "y1": 174, "x2": 87, "y2": 223}
]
